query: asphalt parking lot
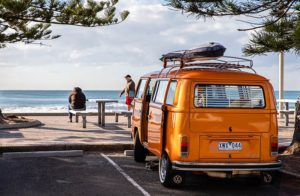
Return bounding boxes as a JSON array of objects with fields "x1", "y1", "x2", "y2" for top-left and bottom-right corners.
[{"x1": 0, "y1": 153, "x2": 300, "y2": 196}]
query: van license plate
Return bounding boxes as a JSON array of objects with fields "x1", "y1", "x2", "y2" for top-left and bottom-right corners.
[{"x1": 218, "y1": 142, "x2": 242, "y2": 151}]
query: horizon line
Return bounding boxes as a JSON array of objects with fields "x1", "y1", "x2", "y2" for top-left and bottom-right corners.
[{"x1": 0, "y1": 89, "x2": 299, "y2": 92}]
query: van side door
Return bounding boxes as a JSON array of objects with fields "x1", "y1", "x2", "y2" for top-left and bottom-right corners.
[
  {"x1": 142, "y1": 78, "x2": 157, "y2": 142},
  {"x1": 147, "y1": 80, "x2": 169, "y2": 157},
  {"x1": 132, "y1": 79, "x2": 148, "y2": 141}
]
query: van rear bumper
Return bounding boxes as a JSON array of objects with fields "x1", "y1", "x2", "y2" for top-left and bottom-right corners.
[{"x1": 172, "y1": 161, "x2": 282, "y2": 171}]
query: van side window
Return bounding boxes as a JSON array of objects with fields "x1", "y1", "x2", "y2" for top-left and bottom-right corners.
[
  {"x1": 166, "y1": 81, "x2": 177, "y2": 105},
  {"x1": 153, "y1": 80, "x2": 169, "y2": 104},
  {"x1": 146, "y1": 79, "x2": 157, "y2": 101},
  {"x1": 136, "y1": 79, "x2": 147, "y2": 99},
  {"x1": 194, "y1": 84, "x2": 265, "y2": 108}
]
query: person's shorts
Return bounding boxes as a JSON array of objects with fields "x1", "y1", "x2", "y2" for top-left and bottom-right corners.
[{"x1": 125, "y1": 96, "x2": 134, "y2": 105}]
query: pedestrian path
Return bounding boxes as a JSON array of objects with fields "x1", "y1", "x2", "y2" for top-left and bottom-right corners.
[{"x1": 0, "y1": 116, "x2": 132, "y2": 152}]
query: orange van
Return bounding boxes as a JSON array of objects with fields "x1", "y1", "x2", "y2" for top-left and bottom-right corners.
[{"x1": 131, "y1": 48, "x2": 281, "y2": 187}]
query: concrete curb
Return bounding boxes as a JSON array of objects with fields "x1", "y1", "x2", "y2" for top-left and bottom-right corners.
[
  {"x1": 280, "y1": 169, "x2": 300, "y2": 179},
  {"x1": 0, "y1": 143, "x2": 133, "y2": 154},
  {"x1": 2, "y1": 150, "x2": 83, "y2": 159}
]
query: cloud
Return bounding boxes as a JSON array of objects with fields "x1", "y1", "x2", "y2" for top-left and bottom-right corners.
[{"x1": 0, "y1": 0, "x2": 299, "y2": 90}]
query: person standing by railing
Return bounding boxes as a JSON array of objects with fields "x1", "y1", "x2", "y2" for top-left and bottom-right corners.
[{"x1": 120, "y1": 75, "x2": 135, "y2": 111}]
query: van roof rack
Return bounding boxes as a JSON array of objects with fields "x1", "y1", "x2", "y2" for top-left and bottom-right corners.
[
  {"x1": 157, "y1": 55, "x2": 256, "y2": 78},
  {"x1": 163, "y1": 55, "x2": 253, "y2": 68},
  {"x1": 159, "y1": 55, "x2": 256, "y2": 75}
]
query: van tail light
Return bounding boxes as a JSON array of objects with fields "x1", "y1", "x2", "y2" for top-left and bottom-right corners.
[
  {"x1": 180, "y1": 136, "x2": 189, "y2": 157},
  {"x1": 271, "y1": 136, "x2": 278, "y2": 156}
]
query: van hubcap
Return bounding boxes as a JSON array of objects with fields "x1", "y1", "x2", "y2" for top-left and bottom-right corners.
[
  {"x1": 263, "y1": 173, "x2": 273, "y2": 183},
  {"x1": 173, "y1": 175, "x2": 183, "y2": 184}
]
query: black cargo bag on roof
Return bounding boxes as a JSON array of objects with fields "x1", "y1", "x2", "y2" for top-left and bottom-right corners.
[
  {"x1": 184, "y1": 42, "x2": 226, "y2": 58},
  {"x1": 161, "y1": 51, "x2": 185, "y2": 61}
]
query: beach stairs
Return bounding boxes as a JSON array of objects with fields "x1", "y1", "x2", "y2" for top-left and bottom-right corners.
[{"x1": 69, "y1": 110, "x2": 91, "y2": 128}]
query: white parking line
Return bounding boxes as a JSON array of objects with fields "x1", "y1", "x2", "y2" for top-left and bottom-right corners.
[
  {"x1": 280, "y1": 169, "x2": 300, "y2": 178},
  {"x1": 101, "y1": 153, "x2": 151, "y2": 196}
]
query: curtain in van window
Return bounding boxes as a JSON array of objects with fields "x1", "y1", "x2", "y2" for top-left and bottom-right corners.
[{"x1": 194, "y1": 85, "x2": 265, "y2": 108}]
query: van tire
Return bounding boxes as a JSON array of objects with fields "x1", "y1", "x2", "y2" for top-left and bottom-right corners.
[
  {"x1": 133, "y1": 132, "x2": 147, "y2": 162},
  {"x1": 159, "y1": 152, "x2": 185, "y2": 188}
]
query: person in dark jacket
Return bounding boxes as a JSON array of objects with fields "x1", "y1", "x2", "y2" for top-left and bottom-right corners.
[{"x1": 68, "y1": 87, "x2": 87, "y2": 122}]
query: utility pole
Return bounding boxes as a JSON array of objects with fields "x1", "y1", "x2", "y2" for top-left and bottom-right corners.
[{"x1": 279, "y1": 51, "x2": 284, "y2": 118}]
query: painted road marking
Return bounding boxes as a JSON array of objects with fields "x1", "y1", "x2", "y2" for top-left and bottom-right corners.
[
  {"x1": 101, "y1": 153, "x2": 151, "y2": 196},
  {"x1": 280, "y1": 169, "x2": 300, "y2": 179}
]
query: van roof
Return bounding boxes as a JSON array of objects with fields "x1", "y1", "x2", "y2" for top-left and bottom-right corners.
[{"x1": 141, "y1": 68, "x2": 268, "y2": 81}]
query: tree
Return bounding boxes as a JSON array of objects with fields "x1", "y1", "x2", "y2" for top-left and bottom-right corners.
[
  {"x1": 165, "y1": 0, "x2": 300, "y2": 31},
  {"x1": 243, "y1": 18, "x2": 298, "y2": 56},
  {"x1": 284, "y1": 101, "x2": 300, "y2": 155},
  {"x1": 0, "y1": 0, "x2": 129, "y2": 123},
  {"x1": 242, "y1": 17, "x2": 300, "y2": 155},
  {"x1": 166, "y1": 0, "x2": 300, "y2": 154},
  {"x1": 0, "y1": 0, "x2": 129, "y2": 48}
]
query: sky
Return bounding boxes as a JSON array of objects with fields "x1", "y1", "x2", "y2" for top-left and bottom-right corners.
[{"x1": 0, "y1": 0, "x2": 299, "y2": 91}]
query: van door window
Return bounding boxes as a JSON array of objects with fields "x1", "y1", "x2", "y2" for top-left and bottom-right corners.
[
  {"x1": 153, "y1": 80, "x2": 169, "y2": 104},
  {"x1": 136, "y1": 79, "x2": 147, "y2": 99},
  {"x1": 166, "y1": 81, "x2": 177, "y2": 105},
  {"x1": 146, "y1": 79, "x2": 157, "y2": 102},
  {"x1": 194, "y1": 84, "x2": 265, "y2": 108}
]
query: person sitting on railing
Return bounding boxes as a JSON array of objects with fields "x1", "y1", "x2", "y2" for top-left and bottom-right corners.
[{"x1": 68, "y1": 87, "x2": 87, "y2": 122}]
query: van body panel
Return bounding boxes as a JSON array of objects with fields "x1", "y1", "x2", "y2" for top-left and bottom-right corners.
[
  {"x1": 147, "y1": 103, "x2": 164, "y2": 157},
  {"x1": 164, "y1": 80, "x2": 191, "y2": 160},
  {"x1": 190, "y1": 112, "x2": 271, "y2": 133},
  {"x1": 164, "y1": 111, "x2": 192, "y2": 160},
  {"x1": 132, "y1": 100, "x2": 143, "y2": 135}
]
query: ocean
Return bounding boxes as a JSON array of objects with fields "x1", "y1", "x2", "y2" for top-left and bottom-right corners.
[
  {"x1": 0, "y1": 90, "x2": 127, "y2": 113},
  {"x1": 0, "y1": 90, "x2": 299, "y2": 113}
]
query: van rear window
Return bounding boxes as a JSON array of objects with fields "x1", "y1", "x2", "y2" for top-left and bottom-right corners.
[{"x1": 194, "y1": 85, "x2": 265, "y2": 108}]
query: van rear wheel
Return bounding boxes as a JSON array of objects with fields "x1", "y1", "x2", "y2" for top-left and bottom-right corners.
[
  {"x1": 133, "y1": 132, "x2": 147, "y2": 162},
  {"x1": 159, "y1": 152, "x2": 185, "y2": 188}
]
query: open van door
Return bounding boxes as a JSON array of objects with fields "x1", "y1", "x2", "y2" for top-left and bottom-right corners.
[
  {"x1": 147, "y1": 80, "x2": 169, "y2": 157},
  {"x1": 132, "y1": 79, "x2": 148, "y2": 142}
]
